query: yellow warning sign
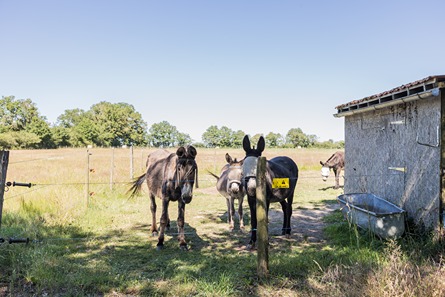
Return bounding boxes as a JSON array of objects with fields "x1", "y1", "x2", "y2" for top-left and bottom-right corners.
[{"x1": 272, "y1": 178, "x2": 289, "y2": 188}]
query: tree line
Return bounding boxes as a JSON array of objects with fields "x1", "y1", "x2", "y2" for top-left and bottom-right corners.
[{"x1": 0, "y1": 96, "x2": 344, "y2": 149}]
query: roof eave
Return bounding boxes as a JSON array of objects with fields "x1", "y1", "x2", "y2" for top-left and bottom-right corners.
[{"x1": 334, "y1": 88, "x2": 441, "y2": 118}]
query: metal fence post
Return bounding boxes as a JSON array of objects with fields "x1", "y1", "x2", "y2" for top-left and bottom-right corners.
[{"x1": 86, "y1": 149, "x2": 91, "y2": 207}]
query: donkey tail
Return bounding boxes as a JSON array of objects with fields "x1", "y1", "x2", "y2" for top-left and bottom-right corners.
[
  {"x1": 127, "y1": 172, "x2": 147, "y2": 198},
  {"x1": 207, "y1": 170, "x2": 220, "y2": 180}
]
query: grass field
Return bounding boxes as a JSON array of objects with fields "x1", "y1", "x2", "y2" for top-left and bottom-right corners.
[{"x1": 1, "y1": 147, "x2": 445, "y2": 296}]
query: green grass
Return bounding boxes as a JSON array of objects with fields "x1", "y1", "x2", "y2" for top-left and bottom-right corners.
[{"x1": 1, "y1": 148, "x2": 445, "y2": 296}]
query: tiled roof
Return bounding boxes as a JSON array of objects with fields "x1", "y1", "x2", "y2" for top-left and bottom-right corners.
[{"x1": 335, "y1": 75, "x2": 445, "y2": 116}]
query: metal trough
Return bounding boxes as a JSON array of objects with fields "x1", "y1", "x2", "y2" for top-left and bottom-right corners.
[{"x1": 337, "y1": 193, "x2": 406, "y2": 239}]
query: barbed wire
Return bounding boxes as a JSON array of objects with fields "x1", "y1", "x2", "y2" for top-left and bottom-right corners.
[
  {"x1": 2, "y1": 173, "x2": 339, "y2": 200},
  {"x1": 3, "y1": 185, "x2": 51, "y2": 200},
  {"x1": 3, "y1": 182, "x2": 131, "y2": 200},
  {"x1": 8, "y1": 152, "x2": 86, "y2": 165}
]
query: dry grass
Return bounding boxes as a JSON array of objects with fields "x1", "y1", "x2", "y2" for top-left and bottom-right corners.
[{"x1": 366, "y1": 240, "x2": 445, "y2": 297}]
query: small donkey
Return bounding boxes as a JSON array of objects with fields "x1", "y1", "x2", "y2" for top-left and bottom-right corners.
[{"x1": 209, "y1": 153, "x2": 245, "y2": 230}]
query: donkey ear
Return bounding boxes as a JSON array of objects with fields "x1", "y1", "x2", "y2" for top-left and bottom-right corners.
[
  {"x1": 176, "y1": 147, "x2": 186, "y2": 158},
  {"x1": 320, "y1": 161, "x2": 325, "y2": 166},
  {"x1": 257, "y1": 136, "x2": 265, "y2": 153},
  {"x1": 242, "y1": 135, "x2": 251, "y2": 153},
  {"x1": 225, "y1": 153, "x2": 232, "y2": 163},
  {"x1": 187, "y1": 145, "x2": 197, "y2": 159}
]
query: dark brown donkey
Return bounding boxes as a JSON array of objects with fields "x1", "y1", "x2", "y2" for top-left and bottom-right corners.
[
  {"x1": 208, "y1": 153, "x2": 245, "y2": 230},
  {"x1": 320, "y1": 151, "x2": 344, "y2": 189},
  {"x1": 129, "y1": 146, "x2": 198, "y2": 250},
  {"x1": 242, "y1": 135, "x2": 298, "y2": 247}
]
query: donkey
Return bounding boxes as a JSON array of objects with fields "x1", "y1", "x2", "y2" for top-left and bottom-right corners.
[
  {"x1": 208, "y1": 153, "x2": 245, "y2": 230},
  {"x1": 129, "y1": 145, "x2": 198, "y2": 250},
  {"x1": 241, "y1": 135, "x2": 298, "y2": 247},
  {"x1": 320, "y1": 151, "x2": 344, "y2": 189}
]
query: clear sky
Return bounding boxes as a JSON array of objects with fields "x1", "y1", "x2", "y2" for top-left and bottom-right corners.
[{"x1": 1, "y1": 1, "x2": 444, "y2": 143}]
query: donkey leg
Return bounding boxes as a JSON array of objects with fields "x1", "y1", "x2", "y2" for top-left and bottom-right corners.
[
  {"x1": 149, "y1": 194, "x2": 158, "y2": 236},
  {"x1": 230, "y1": 197, "x2": 236, "y2": 230},
  {"x1": 238, "y1": 197, "x2": 244, "y2": 229},
  {"x1": 286, "y1": 200, "x2": 292, "y2": 238},
  {"x1": 280, "y1": 201, "x2": 288, "y2": 236},
  {"x1": 157, "y1": 199, "x2": 169, "y2": 250},
  {"x1": 166, "y1": 216, "x2": 171, "y2": 231},
  {"x1": 177, "y1": 201, "x2": 188, "y2": 250},
  {"x1": 333, "y1": 168, "x2": 339, "y2": 189},
  {"x1": 247, "y1": 196, "x2": 257, "y2": 247},
  {"x1": 284, "y1": 196, "x2": 294, "y2": 238},
  {"x1": 226, "y1": 198, "x2": 234, "y2": 230}
]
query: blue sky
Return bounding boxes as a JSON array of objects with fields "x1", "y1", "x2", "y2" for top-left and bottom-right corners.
[{"x1": 1, "y1": 1, "x2": 444, "y2": 143}]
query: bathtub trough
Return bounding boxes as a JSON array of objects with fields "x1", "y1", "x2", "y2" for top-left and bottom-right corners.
[{"x1": 337, "y1": 193, "x2": 406, "y2": 239}]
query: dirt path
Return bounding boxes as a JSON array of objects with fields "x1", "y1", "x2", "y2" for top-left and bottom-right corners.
[
  {"x1": 197, "y1": 186, "x2": 341, "y2": 249},
  {"x1": 265, "y1": 203, "x2": 340, "y2": 247}
]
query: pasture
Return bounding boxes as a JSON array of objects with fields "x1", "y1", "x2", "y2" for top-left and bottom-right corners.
[{"x1": 1, "y1": 147, "x2": 444, "y2": 296}]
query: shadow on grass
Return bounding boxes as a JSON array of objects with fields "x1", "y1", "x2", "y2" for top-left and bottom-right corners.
[
  {"x1": 319, "y1": 185, "x2": 344, "y2": 191},
  {"x1": 4, "y1": 202, "x2": 444, "y2": 296}
]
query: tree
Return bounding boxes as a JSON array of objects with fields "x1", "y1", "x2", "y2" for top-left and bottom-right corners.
[
  {"x1": 51, "y1": 126, "x2": 71, "y2": 147},
  {"x1": 219, "y1": 126, "x2": 234, "y2": 147},
  {"x1": 87, "y1": 102, "x2": 148, "y2": 147},
  {"x1": 202, "y1": 125, "x2": 220, "y2": 147},
  {"x1": 265, "y1": 132, "x2": 284, "y2": 147},
  {"x1": 306, "y1": 134, "x2": 318, "y2": 147},
  {"x1": 0, "y1": 131, "x2": 41, "y2": 149},
  {"x1": 231, "y1": 130, "x2": 245, "y2": 147},
  {"x1": 202, "y1": 126, "x2": 246, "y2": 148},
  {"x1": 0, "y1": 96, "x2": 53, "y2": 148},
  {"x1": 26, "y1": 115, "x2": 55, "y2": 148},
  {"x1": 148, "y1": 121, "x2": 192, "y2": 147},
  {"x1": 316, "y1": 139, "x2": 345, "y2": 149},
  {"x1": 56, "y1": 108, "x2": 86, "y2": 128},
  {"x1": 286, "y1": 128, "x2": 311, "y2": 148},
  {"x1": 53, "y1": 109, "x2": 87, "y2": 147},
  {"x1": 176, "y1": 132, "x2": 192, "y2": 147},
  {"x1": 54, "y1": 102, "x2": 149, "y2": 147}
]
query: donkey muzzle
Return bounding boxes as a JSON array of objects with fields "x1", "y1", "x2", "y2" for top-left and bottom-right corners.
[{"x1": 181, "y1": 183, "x2": 193, "y2": 204}]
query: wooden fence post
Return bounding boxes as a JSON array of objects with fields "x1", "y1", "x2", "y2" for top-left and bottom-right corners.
[
  {"x1": 0, "y1": 150, "x2": 10, "y2": 230},
  {"x1": 256, "y1": 156, "x2": 269, "y2": 278}
]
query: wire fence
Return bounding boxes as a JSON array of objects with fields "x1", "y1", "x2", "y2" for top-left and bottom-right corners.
[{"x1": 1, "y1": 148, "x2": 342, "y2": 246}]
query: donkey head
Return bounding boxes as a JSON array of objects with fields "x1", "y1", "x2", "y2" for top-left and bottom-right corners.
[
  {"x1": 176, "y1": 145, "x2": 198, "y2": 204},
  {"x1": 225, "y1": 153, "x2": 243, "y2": 197},
  {"x1": 320, "y1": 160, "x2": 331, "y2": 182},
  {"x1": 242, "y1": 135, "x2": 265, "y2": 196}
]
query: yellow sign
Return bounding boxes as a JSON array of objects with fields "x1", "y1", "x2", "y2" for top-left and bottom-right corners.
[{"x1": 272, "y1": 178, "x2": 289, "y2": 188}]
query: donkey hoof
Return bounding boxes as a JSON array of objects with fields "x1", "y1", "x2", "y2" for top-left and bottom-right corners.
[
  {"x1": 156, "y1": 245, "x2": 164, "y2": 251},
  {"x1": 151, "y1": 231, "x2": 158, "y2": 237},
  {"x1": 179, "y1": 244, "x2": 189, "y2": 251}
]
